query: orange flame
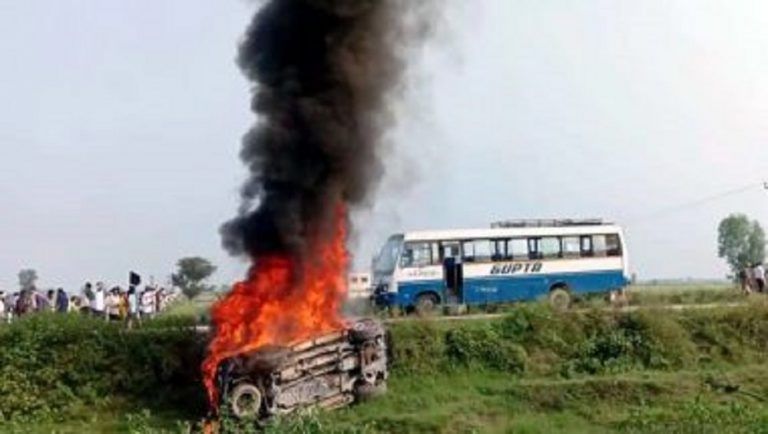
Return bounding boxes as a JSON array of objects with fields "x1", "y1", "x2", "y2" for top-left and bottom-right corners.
[{"x1": 201, "y1": 205, "x2": 349, "y2": 410}]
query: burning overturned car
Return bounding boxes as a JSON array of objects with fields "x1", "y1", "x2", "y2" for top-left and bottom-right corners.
[
  {"x1": 202, "y1": 0, "x2": 427, "y2": 424},
  {"x1": 213, "y1": 318, "x2": 388, "y2": 420}
]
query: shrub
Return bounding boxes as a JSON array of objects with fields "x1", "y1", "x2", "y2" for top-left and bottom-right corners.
[
  {"x1": 0, "y1": 314, "x2": 206, "y2": 422},
  {"x1": 388, "y1": 322, "x2": 446, "y2": 374},
  {"x1": 444, "y1": 324, "x2": 526, "y2": 373},
  {"x1": 388, "y1": 303, "x2": 768, "y2": 380}
]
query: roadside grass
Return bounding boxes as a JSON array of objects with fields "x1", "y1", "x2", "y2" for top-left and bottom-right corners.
[
  {"x1": 1, "y1": 406, "x2": 189, "y2": 434},
  {"x1": 626, "y1": 283, "x2": 744, "y2": 307},
  {"x1": 162, "y1": 299, "x2": 211, "y2": 321},
  {"x1": 7, "y1": 300, "x2": 768, "y2": 433},
  {"x1": 318, "y1": 365, "x2": 768, "y2": 433},
  {"x1": 20, "y1": 366, "x2": 768, "y2": 433},
  {"x1": 161, "y1": 292, "x2": 220, "y2": 322}
]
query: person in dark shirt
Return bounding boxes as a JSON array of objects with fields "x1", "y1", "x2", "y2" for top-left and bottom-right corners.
[{"x1": 55, "y1": 288, "x2": 69, "y2": 313}]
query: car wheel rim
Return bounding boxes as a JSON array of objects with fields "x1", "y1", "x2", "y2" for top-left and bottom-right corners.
[{"x1": 231, "y1": 384, "x2": 262, "y2": 419}]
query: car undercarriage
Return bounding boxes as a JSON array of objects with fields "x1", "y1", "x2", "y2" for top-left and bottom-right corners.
[{"x1": 215, "y1": 318, "x2": 388, "y2": 421}]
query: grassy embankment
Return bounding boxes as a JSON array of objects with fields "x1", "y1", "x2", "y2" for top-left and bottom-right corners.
[{"x1": 3, "y1": 289, "x2": 768, "y2": 433}]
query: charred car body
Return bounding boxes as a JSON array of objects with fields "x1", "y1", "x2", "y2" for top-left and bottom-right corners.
[{"x1": 215, "y1": 319, "x2": 387, "y2": 420}]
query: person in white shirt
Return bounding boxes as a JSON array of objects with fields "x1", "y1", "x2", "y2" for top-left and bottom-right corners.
[
  {"x1": 6, "y1": 292, "x2": 17, "y2": 323},
  {"x1": 92, "y1": 282, "x2": 106, "y2": 317},
  {"x1": 127, "y1": 286, "x2": 140, "y2": 328},
  {"x1": 105, "y1": 287, "x2": 122, "y2": 321},
  {"x1": 753, "y1": 263, "x2": 765, "y2": 293},
  {"x1": 140, "y1": 287, "x2": 156, "y2": 319}
]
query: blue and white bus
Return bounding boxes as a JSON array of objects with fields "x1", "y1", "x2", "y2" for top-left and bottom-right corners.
[{"x1": 371, "y1": 219, "x2": 630, "y2": 313}]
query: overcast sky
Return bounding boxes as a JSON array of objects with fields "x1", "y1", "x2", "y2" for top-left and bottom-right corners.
[{"x1": 1, "y1": 1, "x2": 766, "y2": 291}]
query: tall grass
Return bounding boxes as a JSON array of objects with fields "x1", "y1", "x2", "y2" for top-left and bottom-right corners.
[
  {"x1": 4, "y1": 300, "x2": 768, "y2": 432},
  {"x1": 389, "y1": 300, "x2": 768, "y2": 377}
]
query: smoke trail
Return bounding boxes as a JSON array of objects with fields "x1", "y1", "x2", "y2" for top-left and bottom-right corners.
[{"x1": 221, "y1": 0, "x2": 431, "y2": 261}]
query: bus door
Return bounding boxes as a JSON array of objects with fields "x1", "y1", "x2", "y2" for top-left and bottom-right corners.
[{"x1": 441, "y1": 241, "x2": 463, "y2": 304}]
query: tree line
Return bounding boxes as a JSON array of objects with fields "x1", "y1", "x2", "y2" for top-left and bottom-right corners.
[
  {"x1": 11, "y1": 256, "x2": 219, "y2": 301},
  {"x1": 718, "y1": 213, "x2": 766, "y2": 277}
]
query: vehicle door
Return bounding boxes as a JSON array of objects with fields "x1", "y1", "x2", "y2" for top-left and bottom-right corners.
[{"x1": 441, "y1": 241, "x2": 464, "y2": 304}]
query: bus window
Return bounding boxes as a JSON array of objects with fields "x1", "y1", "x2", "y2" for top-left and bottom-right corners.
[
  {"x1": 463, "y1": 239, "x2": 493, "y2": 263},
  {"x1": 541, "y1": 237, "x2": 561, "y2": 259},
  {"x1": 562, "y1": 236, "x2": 580, "y2": 258},
  {"x1": 528, "y1": 238, "x2": 542, "y2": 260},
  {"x1": 580, "y1": 236, "x2": 593, "y2": 257},
  {"x1": 492, "y1": 239, "x2": 506, "y2": 261},
  {"x1": 400, "y1": 242, "x2": 435, "y2": 268},
  {"x1": 507, "y1": 238, "x2": 528, "y2": 260},
  {"x1": 441, "y1": 242, "x2": 461, "y2": 261},
  {"x1": 374, "y1": 235, "x2": 403, "y2": 274},
  {"x1": 606, "y1": 234, "x2": 622, "y2": 256},
  {"x1": 593, "y1": 235, "x2": 607, "y2": 257}
]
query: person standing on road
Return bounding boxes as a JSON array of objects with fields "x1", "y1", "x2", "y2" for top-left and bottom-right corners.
[
  {"x1": 105, "y1": 287, "x2": 122, "y2": 321},
  {"x1": 118, "y1": 288, "x2": 129, "y2": 320},
  {"x1": 47, "y1": 290, "x2": 57, "y2": 312},
  {"x1": 7, "y1": 292, "x2": 18, "y2": 322},
  {"x1": 0, "y1": 291, "x2": 14, "y2": 322},
  {"x1": 35, "y1": 290, "x2": 50, "y2": 313},
  {"x1": 16, "y1": 288, "x2": 38, "y2": 315},
  {"x1": 127, "y1": 286, "x2": 139, "y2": 328},
  {"x1": 140, "y1": 286, "x2": 156, "y2": 320},
  {"x1": 55, "y1": 288, "x2": 69, "y2": 313},
  {"x1": 156, "y1": 287, "x2": 166, "y2": 313},
  {"x1": 92, "y1": 282, "x2": 106, "y2": 317},
  {"x1": 738, "y1": 269, "x2": 751, "y2": 295},
  {"x1": 754, "y1": 263, "x2": 766, "y2": 293},
  {"x1": 69, "y1": 295, "x2": 82, "y2": 313},
  {"x1": 83, "y1": 282, "x2": 94, "y2": 304}
]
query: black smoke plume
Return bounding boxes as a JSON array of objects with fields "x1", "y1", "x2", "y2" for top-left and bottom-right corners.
[{"x1": 222, "y1": 0, "x2": 431, "y2": 259}]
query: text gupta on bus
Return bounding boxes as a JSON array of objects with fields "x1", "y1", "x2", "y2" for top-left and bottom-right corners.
[{"x1": 371, "y1": 219, "x2": 630, "y2": 313}]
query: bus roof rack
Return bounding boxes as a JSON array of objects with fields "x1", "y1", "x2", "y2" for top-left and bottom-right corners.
[{"x1": 491, "y1": 219, "x2": 608, "y2": 228}]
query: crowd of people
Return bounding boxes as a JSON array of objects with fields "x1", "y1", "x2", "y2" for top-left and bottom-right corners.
[
  {"x1": 0, "y1": 281, "x2": 177, "y2": 326},
  {"x1": 739, "y1": 263, "x2": 766, "y2": 294}
]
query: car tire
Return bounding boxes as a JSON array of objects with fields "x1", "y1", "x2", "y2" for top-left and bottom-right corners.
[
  {"x1": 229, "y1": 382, "x2": 262, "y2": 419},
  {"x1": 350, "y1": 318, "x2": 382, "y2": 343}
]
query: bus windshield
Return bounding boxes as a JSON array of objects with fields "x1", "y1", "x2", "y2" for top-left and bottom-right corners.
[{"x1": 373, "y1": 235, "x2": 404, "y2": 275}]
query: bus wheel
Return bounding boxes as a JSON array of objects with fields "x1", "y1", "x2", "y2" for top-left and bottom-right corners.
[
  {"x1": 548, "y1": 287, "x2": 571, "y2": 311},
  {"x1": 415, "y1": 293, "x2": 438, "y2": 316}
]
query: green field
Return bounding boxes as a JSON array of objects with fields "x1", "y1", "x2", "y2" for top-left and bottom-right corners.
[
  {"x1": 2, "y1": 284, "x2": 766, "y2": 434},
  {"x1": 626, "y1": 282, "x2": 742, "y2": 307},
  {"x1": 163, "y1": 282, "x2": 745, "y2": 322}
]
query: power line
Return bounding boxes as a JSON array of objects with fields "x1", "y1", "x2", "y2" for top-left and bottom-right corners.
[{"x1": 625, "y1": 181, "x2": 766, "y2": 224}]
